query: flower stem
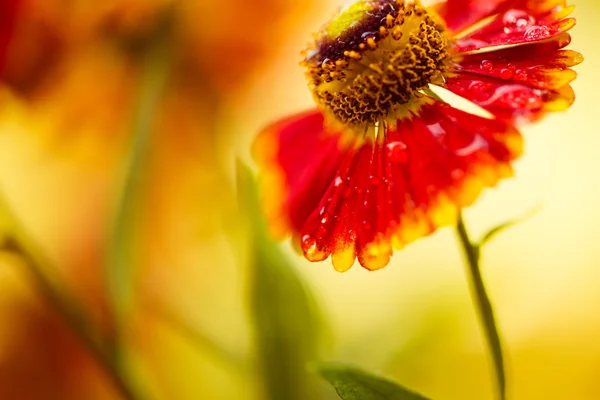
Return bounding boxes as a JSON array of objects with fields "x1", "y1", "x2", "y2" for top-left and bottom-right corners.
[
  {"x1": 455, "y1": 213, "x2": 506, "y2": 400},
  {"x1": 0, "y1": 192, "x2": 144, "y2": 400}
]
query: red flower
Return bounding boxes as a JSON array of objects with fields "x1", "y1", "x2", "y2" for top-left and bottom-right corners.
[{"x1": 254, "y1": 0, "x2": 582, "y2": 271}]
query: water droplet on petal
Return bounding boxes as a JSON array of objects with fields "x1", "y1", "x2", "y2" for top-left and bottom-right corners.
[
  {"x1": 500, "y1": 68, "x2": 514, "y2": 79},
  {"x1": 503, "y1": 9, "x2": 535, "y2": 34},
  {"x1": 334, "y1": 176, "x2": 343, "y2": 187},
  {"x1": 480, "y1": 60, "x2": 493, "y2": 71},
  {"x1": 515, "y1": 69, "x2": 528, "y2": 80},
  {"x1": 302, "y1": 234, "x2": 316, "y2": 251},
  {"x1": 386, "y1": 140, "x2": 408, "y2": 163},
  {"x1": 524, "y1": 25, "x2": 551, "y2": 41}
]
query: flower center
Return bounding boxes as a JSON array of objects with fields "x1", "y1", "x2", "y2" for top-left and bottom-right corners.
[{"x1": 302, "y1": 0, "x2": 450, "y2": 132}]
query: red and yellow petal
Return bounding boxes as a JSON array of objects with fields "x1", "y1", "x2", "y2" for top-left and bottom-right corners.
[
  {"x1": 443, "y1": 3, "x2": 581, "y2": 124},
  {"x1": 434, "y1": 0, "x2": 569, "y2": 36},
  {"x1": 444, "y1": 74, "x2": 575, "y2": 124},
  {"x1": 449, "y1": 1, "x2": 575, "y2": 53},
  {"x1": 252, "y1": 110, "x2": 349, "y2": 239},
  {"x1": 453, "y1": 36, "x2": 582, "y2": 90},
  {"x1": 254, "y1": 103, "x2": 522, "y2": 271}
]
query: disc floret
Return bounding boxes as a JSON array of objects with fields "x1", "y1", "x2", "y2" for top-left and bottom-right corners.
[{"x1": 302, "y1": 0, "x2": 450, "y2": 134}]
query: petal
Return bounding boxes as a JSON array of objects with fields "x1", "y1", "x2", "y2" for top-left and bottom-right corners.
[
  {"x1": 433, "y1": 0, "x2": 507, "y2": 33},
  {"x1": 434, "y1": 0, "x2": 568, "y2": 35},
  {"x1": 444, "y1": 72, "x2": 576, "y2": 124},
  {"x1": 253, "y1": 109, "x2": 348, "y2": 238},
  {"x1": 256, "y1": 104, "x2": 522, "y2": 271},
  {"x1": 453, "y1": 36, "x2": 583, "y2": 90},
  {"x1": 452, "y1": 5, "x2": 575, "y2": 52}
]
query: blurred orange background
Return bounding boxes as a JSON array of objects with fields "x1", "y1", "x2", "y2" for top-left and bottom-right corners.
[{"x1": 0, "y1": 0, "x2": 598, "y2": 399}]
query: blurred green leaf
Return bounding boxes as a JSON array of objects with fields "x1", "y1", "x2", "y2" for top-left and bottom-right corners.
[
  {"x1": 106, "y1": 16, "x2": 172, "y2": 331},
  {"x1": 237, "y1": 162, "x2": 324, "y2": 400},
  {"x1": 314, "y1": 363, "x2": 432, "y2": 400},
  {"x1": 479, "y1": 206, "x2": 541, "y2": 248}
]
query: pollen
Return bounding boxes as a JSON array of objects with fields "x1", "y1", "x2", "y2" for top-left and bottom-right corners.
[{"x1": 302, "y1": 0, "x2": 450, "y2": 133}]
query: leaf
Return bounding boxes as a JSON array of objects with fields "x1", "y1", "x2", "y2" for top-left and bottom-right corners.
[
  {"x1": 237, "y1": 162, "x2": 325, "y2": 400},
  {"x1": 479, "y1": 205, "x2": 541, "y2": 247},
  {"x1": 314, "y1": 363, "x2": 432, "y2": 400},
  {"x1": 106, "y1": 19, "x2": 172, "y2": 333}
]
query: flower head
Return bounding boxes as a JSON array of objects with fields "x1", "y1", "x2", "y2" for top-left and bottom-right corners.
[{"x1": 254, "y1": 0, "x2": 582, "y2": 271}]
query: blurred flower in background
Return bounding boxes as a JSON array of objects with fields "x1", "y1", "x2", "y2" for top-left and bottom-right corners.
[
  {"x1": 0, "y1": 0, "x2": 318, "y2": 399},
  {"x1": 0, "y1": 0, "x2": 599, "y2": 400}
]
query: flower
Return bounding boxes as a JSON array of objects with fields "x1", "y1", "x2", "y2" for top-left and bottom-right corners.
[{"x1": 254, "y1": 0, "x2": 582, "y2": 272}]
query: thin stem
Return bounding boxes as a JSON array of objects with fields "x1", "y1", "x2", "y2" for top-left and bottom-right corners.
[
  {"x1": 455, "y1": 213, "x2": 506, "y2": 400},
  {"x1": 0, "y1": 192, "x2": 143, "y2": 400},
  {"x1": 107, "y1": 14, "x2": 172, "y2": 336}
]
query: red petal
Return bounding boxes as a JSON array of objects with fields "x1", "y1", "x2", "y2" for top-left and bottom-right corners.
[
  {"x1": 434, "y1": 0, "x2": 568, "y2": 35},
  {"x1": 454, "y1": 36, "x2": 582, "y2": 90},
  {"x1": 444, "y1": 73, "x2": 575, "y2": 123},
  {"x1": 256, "y1": 104, "x2": 522, "y2": 271},
  {"x1": 453, "y1": 6, "x2": 575, "y2": 53},
  {"x1": 433, "y1": 0, "x2": 507, "y2": 33},
  {"x1": 253, "y1": 110, "x2": 348, "y2": 238}
]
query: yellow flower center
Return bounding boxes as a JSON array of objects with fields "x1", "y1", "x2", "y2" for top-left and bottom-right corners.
[{"x1": 302, "y1": 0, "x2": 450, "y2": 133}]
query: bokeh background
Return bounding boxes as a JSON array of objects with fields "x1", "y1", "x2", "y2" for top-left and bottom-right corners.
[{"x1": 0, "y1": 0, "x2": 598, "y2": 399}]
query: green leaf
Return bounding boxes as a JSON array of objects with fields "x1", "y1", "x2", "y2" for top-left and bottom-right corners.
[
  {"x1": 314, "y1": 363, "x2": 432, "y2": 400},
  {"x1": 106, "y1": 19, "x2": 172, "y2": 331},
  {"x1": 237, "y1": 162, "x2": 325, "y2": 400},
  {"x1": 479, "y1": 205, "x2": 541, "y2": 247}
]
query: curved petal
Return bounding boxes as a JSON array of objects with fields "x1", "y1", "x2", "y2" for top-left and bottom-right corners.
[
  {"x1": 452, "y1": 4, "x2": 575, "y2": 52},
  {"x1": 444, "y1": 73, "x2": 575, "y2": 124},
  {"x1": 453, "y1": 35, "x2": 582, "y2": 90},
  {"x1": 434, "y1": 0, "x2": 568, "y2": 35},
  {"x1": 253, "y1": 110, "x2": 348, "y2": 238},
  {"x1": 255, "y1": 104, "x2": 522, "y2": 271},
  {"x1": 445, "y1": 28, "x2": 581, "y2": 124},
  {"x1": 433, "y1": 0, "x2": 507, "y2": 34}
]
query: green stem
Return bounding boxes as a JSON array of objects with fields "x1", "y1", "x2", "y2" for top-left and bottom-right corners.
[
  {"x1": 455, "y1": 214, "x2": 506, "y2": 400},
  {"x1": 107, "y1": 20, "x2": 172, "y2": 336},
  {"x1": 0, "y1": 193, "x2": 142, "y2": 400}
]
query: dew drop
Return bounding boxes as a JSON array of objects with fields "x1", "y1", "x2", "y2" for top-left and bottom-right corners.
[
  {"x1": 500, "y1": 68, "x2": 514, "y2": 79},
  {"x1": 502, "y1": 9, "x2": 535, "y2": 34},
  {"x1": 515, "y1": 69, "x2": 528, "y2": 80},
  {"x1": 321, "y1": 216, "x2": 328, "y2": 224},
  {"x1": 386, "y1": 140, "x2": 408, "y2": 163},
  {"x1": 334, "y1": 176, "x2": 343, "y2": 187},
  {"x1": 524, "y1": 25, "x2": 551, "y2": 41},
  {"x1": 480, "y1": 60, "x2": 493, "y2": 72},
  {"x1": 301, "y1": 234, "x2": 317, "y2": 251}
]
